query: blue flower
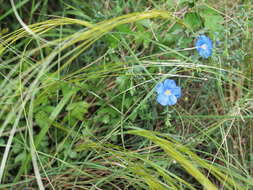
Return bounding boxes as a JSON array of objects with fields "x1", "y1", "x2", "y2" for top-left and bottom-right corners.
[
  {"x1": 195, "y1": 35, "x2": 213, "y2": 58},
  {"x1": 155, "y1": 79, "x2": 182, "y2": 106}
]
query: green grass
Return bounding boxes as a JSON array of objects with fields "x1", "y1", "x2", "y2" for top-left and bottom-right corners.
[{"x1": 0, "y1": 0, "x2": 253, "y2": 189}]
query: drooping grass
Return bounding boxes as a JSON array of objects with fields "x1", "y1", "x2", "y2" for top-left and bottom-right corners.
[{"x1": 0, "y1": 0, "x2": 252, "y2": 189}]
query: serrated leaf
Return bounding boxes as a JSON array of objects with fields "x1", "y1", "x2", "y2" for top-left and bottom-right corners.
[
  {"x1": 66, "y1": 101, "x2": 89, "y2": 120},
  {"x1": 184, "y1": 12, "x2": 202, "y2": 31},
  {"x1": 134, "y1": 23, "x2": 151, "y2": 48},
  {"x1": 61, "y1": 83, "x2": 79, "y2": 97},
  {"x1": 204, "y1": 15, "x2": 224, "y2": 32},
  {"x1": 66, "y1": 101, "x2": 89, "y2": 111},
  {"x1": 35, "y1": 111, "x2": 50, "y2": 128},
  {"x1": 199, "y1": 7, "x2": 224, "y2": 32},
  {"x1": 97, "y1": 107, "x2": 118, "y2": 117}
]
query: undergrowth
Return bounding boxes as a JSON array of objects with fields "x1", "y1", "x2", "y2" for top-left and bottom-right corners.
[{"x1": 0, "y1": 0, "x2": 252, "y2": 189}]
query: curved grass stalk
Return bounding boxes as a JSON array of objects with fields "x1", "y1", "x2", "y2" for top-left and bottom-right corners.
[
  {"x1": 0, "y1": 9, "x2": 184, "y2": 187},
  {"x1": 1, "y1": 9, "x2": 184, "y2": 124},
  {"x1": 0, "y1": 17, "x2": 93, "y2": 55},
  {"x1": 128, "y1": 129, "x2": 246, "y2": 190},
  {"x1": 76, "y1": 141, "x2": 196, "y2": 189}
]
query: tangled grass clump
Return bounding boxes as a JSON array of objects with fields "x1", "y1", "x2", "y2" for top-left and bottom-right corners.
[{"x1": 0, "y1": 0, "x2": 253, "y2": 189}]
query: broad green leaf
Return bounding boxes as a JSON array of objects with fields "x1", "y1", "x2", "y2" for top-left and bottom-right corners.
[
  {"x1": 204, "y1": 14, "x2": 224, "y2": 32},
  {"x1": 14, "y1": 152, "x2": 26, "y2": 164},
  {"x1": 184, "y1": 12, "x2": 202, "y2": 31},
  {"x1": 199, "y1": 7, "x2": 224, "y2": 32},
  {"x1": 66, "y1": 101, "x2": 89, "y2": 120}
]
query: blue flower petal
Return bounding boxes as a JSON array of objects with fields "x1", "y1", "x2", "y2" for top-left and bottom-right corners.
[
  {"x1": 157, "y1": 93, "x2": 169, "y2": 106},
  {"x1": 155, "y1": 79, "x2": 182, "y2": 106},
  {"x1": 167, "y1": 95, "x2": 177, "y2": 105},
  {"x1": 155, "y1": 82, "x2": 165, "y2": 94},
  {"x1": 197, "y1": 48, "x2": 212, "y2": 58},
  {"x1": 170, "y1": 87, "x2": 182, "y2": 98},
  {"x1": 195, "y1": 35, "x2": 213, "y2": 59},
  {"x1": 163, "y1": 79, "x2": 176, "y2": 89},
  {"x1": 157, "y1": 93, "x2": 177, "y2": 106}
]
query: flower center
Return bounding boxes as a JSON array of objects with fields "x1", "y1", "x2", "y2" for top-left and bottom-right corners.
[
  {"x1": 165, "y1": 90, "x2": 171, "y2": 95},
  {"x1": 201, "y1": 44, "x2": 208, "y2": 50}
]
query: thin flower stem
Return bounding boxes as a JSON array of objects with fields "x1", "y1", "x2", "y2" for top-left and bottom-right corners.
[{"x1": 179, "y1": 47, "x2": 197, "y2": 51}]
